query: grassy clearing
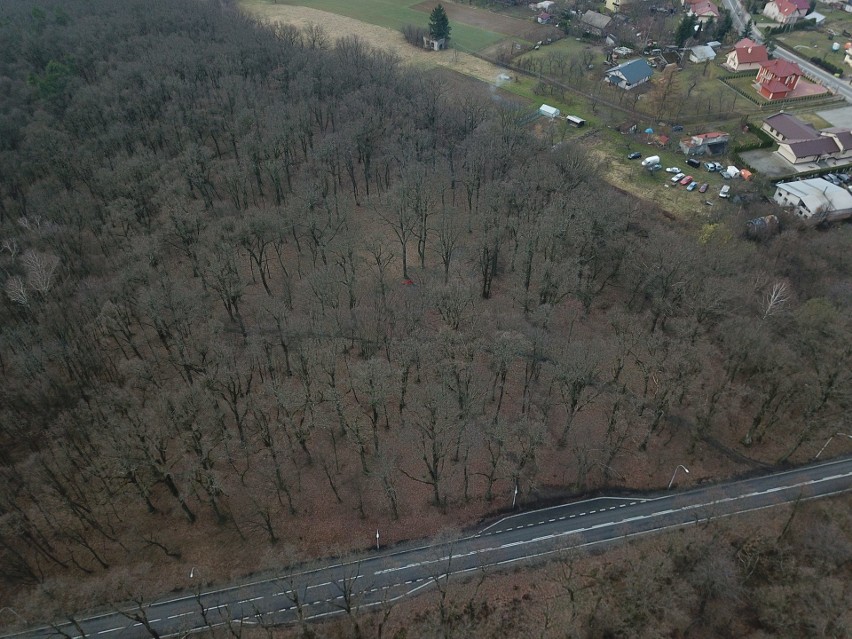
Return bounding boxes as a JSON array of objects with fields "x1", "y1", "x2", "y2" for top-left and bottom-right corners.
[{"x1": 264, "y1": 0, "x2": 504, "y2": 50}]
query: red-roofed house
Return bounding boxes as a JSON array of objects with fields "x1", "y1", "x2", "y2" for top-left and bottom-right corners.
[
  {"x1": 756, "y1": 59, "x2": 802, "y2": 99},
  {"x1": 724, "y1": 38, "x2": 770, "y2": 72},
  {"x1": 537, "y1": 12, "x2": 552, "y2": 24},
  {"x1": 763, "y1": 0, "x2": 810, "y2": 25},
  {"x1": 687, "y1": 0, "x2": 721, "y2": 23},
  {"x1": 679, "y1": 131, "x2": 731, "y2": 156}
]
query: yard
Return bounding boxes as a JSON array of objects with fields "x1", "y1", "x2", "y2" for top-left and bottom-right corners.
[{"x1": 253, "y1": 0, "x2": 516, "y2": 51}]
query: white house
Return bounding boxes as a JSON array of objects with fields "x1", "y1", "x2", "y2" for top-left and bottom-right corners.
[
  {"x1": 762, "y1": 0, "x2": 810, "y2": 25},
  {"x1": 539, "y1": 104, "x2": 561, "y2": 118},
  {"x1": 724, "y1": 38, "x2": 769, "y2": 72},
  {"x1": 773, "y1": 178, "x2": 852, "y2": 221}
]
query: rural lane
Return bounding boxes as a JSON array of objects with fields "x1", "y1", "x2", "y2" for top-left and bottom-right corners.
[{"x1": 3, "y1": 456, "x2": 851, "y2": 639}]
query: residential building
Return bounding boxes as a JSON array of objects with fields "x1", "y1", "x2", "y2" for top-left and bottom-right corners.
[
  {"x1": 580, "y1": 11, "x2": 612, "y2": 37},
  {"x1": 724, "y1": 38, "x2": 769, "y2": 72},
  {"x1": 773, "y1": 178, "x2": 852, "y2": 220},
  {"x1": 604, "y1": 58, "x2": 654, "y2": 90},
  {"x1": 537, "y1": 12, "x2": 552, "y2": 24},
  {"x1": 605, "y1": 0, "x2": 632, "y2": 13},
  {"x1": 762, "y1": 0, "x2": 810, "y2": 25},
  {"x1": 679, "y1": 131, "x2": 730, "y2": 156},
  {"x1": 763, "y1": 112, "x2": 852, "y2": 165},
  {"x1": 761, "y1": 112, "x2": 818, "y2": 143},
  {"x1": 755, "y1": 59, "x2": 802, "y2": 100},
  {"x1": 687, "y1": 0, "x2": 721, "y2": 24}
]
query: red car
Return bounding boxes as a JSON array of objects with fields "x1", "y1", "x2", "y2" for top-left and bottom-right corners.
[
  {"x1": 698, "y1": 183, "x2": 709, "y2": 193},
  {"x1": 680, "y1": 175, "x2": 693, "y2": 186}
]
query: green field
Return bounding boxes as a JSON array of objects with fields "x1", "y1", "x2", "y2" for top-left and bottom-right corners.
[{"x1": 267, "y1": 0, "x2": 504, "y2": 51}]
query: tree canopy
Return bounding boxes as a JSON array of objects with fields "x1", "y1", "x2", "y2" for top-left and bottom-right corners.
[{"x1": 429, "y1": 3, "x2": 451, "y2": 41}]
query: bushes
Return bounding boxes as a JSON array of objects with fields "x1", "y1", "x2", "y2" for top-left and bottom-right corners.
[
  {"x1": 809, "y1": 56, "x2": 843, "y2": 77},
  {"x1": 402, "y1": 24, "x2": 427, "y2": 47}
]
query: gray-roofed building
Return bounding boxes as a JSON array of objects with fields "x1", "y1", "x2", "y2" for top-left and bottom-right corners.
[
  {"x1": 689, "y1": 45, "x2": 717, "y2": 63},
  {"x1": 773, "y1": 178, "x2": 852, "y2": 221},
  {"x1": 604, "y1": 58, "x2": 654, "y2": 90},
  {"x1": 762, "y1": 112, "x2": 818, "y2": 142},
  {"x1": 580, "y1": 10, "x2": 612, "y2": 36}
]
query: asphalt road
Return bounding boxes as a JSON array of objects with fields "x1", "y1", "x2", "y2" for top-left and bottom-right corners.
[{"x1": 4, "y1": 456, "x2": 851, "y2": 639}]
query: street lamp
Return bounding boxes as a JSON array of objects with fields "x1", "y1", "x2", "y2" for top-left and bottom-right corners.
[
  {"x1": 815, "y1": 433, "x2": 852, "y2": 459},
  {"x1": 667, "y1": 464, "x2": 690, "y2": 489}
]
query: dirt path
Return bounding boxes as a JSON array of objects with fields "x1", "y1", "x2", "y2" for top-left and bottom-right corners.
[{"x1": 241, "y1": 1, "x2": 508, "y2": 85}]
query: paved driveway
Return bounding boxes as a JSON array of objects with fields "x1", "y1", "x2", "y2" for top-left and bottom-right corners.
[{"x1": 817, "y1": 105, "x2": 852, "y2": 128}]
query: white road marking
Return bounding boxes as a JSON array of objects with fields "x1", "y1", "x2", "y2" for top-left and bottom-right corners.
[
  {"x1": 97, "y1": 629, "x2": 122, "y2": 635},
  {"x1": 237, "y1": 596, "x2": 264, "y2": 604},
  {"x1": 167, "y1": 611, "x2": 194, "y2": 619}
]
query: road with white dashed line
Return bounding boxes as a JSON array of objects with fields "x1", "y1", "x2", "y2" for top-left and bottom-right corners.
[{"x1": 4, "y1": 456, "x2": 851, "y2": 639}]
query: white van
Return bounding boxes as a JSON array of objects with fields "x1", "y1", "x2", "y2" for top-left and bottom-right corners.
[{"x1": 719, "y1": 185, "x2": 730, "y2": 198}]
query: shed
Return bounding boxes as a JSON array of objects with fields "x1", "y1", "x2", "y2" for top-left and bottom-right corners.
[
  {"x1": 539, "y1": 104, "x2": 561, "y2": 118},
  {"x1": 689, "y1": 45, "x2": 717, "y2": 63},
  {"x1": 566, "y1": 115, "x2": 586, "y2": 127}
]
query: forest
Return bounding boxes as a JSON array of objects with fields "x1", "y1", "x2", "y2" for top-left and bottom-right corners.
[{"x1": 0, "y1": 0, "x2": 850, "y2": 633}]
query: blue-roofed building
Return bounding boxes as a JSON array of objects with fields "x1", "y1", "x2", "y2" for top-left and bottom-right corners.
[{"x1": 604, "y1": 58, "x2": 654, "y2": 90}]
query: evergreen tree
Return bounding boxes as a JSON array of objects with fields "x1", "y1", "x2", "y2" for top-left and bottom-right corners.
[
  {"x1": 429, "y1": 3, "x2": 451, "y2": 41},
  {"x1": 675, "y1": 14, "x2": 698, "y2": 47}
]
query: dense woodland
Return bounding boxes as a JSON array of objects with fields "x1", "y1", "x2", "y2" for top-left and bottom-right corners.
[{"x1": 0, "y1": 0, "x2": 850, "y2": 630}]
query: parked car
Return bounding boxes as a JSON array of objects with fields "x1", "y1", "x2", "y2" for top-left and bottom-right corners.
[
  {"x1": 719, "y1": 185, "x2": 731, "y2": 198},
  {"x1": 704, "y1": 162, "x2": 717, "y2": 171},
  {"x1": 686, "y1": 158, "x2": 701, "y2": 168},
  {"x1": 698, "y1": 182, "x2": 708, "y2": 193},
  {"x1": 686, "y1": 181, "x2": 698, "y2": 191},
  {"x1": 825, "y1": 173, "x2": 841, "y2": 185},
  {"x1": 671, "y1": 172, "x2": 685, "y2": 183},
  {"x1": 680, "y1": 175, "x2": 693, "y2": 186},
  {"x1": 665, "y1": 167, "x2": 681, "y2": 173},
  {"x1": 648, "y1": 163, "x2": 663, "y2": 172},
  {"x1": 713, "y1": 162, "x2": 724, "y2": 171},
  {"x1": 627, "y1": 152, "x2": 642, "y2": 160}
]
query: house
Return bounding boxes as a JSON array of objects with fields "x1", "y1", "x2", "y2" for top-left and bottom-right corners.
[
  {"x1": 537, "y1": 12, "x2": 552, "y2": 24},
  {"x1": 763, "y1": 112, "x2": 852, "y2": 164},
  {"x1": 539, "y1": 104, "x2": 561, "y2": 118},
  {"x1": 604, "y1": 58, "x2": 654, "y2": 89},
  {"x1": 777, "y1": 136, "x2": 841, "y2": 164},
  {"x1": 776, "y1": 129, "x2": 852, "y2": 164},
  {"x1": 605, "y1": 0, "x2": 631, "y2": 12},
  {"x1": 755, "y1": 59, "x2": 802, "y2": 100},
  {"x1": 687, "y1": 0, "x2": 721, "y2": 24},
  {"x1": 761, "y1": 112, "x2": 818, "y2": 142},
  {"x1": 724, "y1": 38, "x2": 769, "y2": 72},
  {"x1": 762, "y1": 0, "x2": 810, "y2": 25},
  {"x1": 773, "y1": 178, "x2": 852, "y2": 221},
  {"x1": 804, "y1": 11, "x2": 826, "y2": 24},
  {"x1": 689, "y1": 45, "x2": 717, "y2": 63},
  {"x1": 679, "y1": 131, "x2": 730, "y2": 156},
  {"x1": 580, "y1": 10, "x2": 612, "y2": 37}
]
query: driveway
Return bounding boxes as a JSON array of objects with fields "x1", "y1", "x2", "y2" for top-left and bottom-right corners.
[
  {"x1": 817, "y1": 105, "x2": 852, "y2": 128},
  {"x1": 740, "y1": 149, "x2": 796, "y2": 178}
]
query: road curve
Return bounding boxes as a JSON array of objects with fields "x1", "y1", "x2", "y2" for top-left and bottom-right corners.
[{"x1": 3, "y1": 456, "x2": 851, "y2": 639}]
